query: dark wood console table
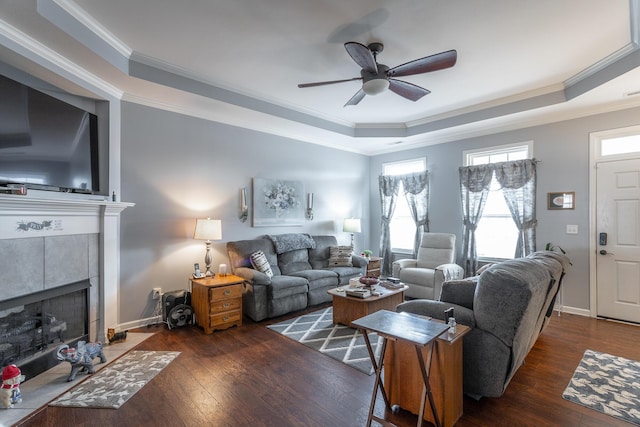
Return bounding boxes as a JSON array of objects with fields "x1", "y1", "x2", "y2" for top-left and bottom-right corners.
[{"x1": 352, "y1": 310, "x2": 450, "y2": 427}]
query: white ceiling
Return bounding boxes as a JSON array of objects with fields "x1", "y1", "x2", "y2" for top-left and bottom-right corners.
[{"x1": 1, "y1": 0, "x2": 639, "y2": 155}]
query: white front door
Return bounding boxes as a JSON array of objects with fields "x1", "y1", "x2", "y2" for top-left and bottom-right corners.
[{"x1": 596, "y1": 158, "x2": 640, "y2": 323}]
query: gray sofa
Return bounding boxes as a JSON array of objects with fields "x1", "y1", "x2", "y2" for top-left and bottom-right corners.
[
  {"x1": 395, "y1": 250, "x2": 571, "y2": 399},
  {"x1": 226, "y1": 234, "x2": 367, "y2": 321}
]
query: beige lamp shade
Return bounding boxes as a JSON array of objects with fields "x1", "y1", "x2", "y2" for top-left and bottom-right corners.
[
  {"x1": 343, "y1": 218, "x2": 361, "y2": 233},
  {"x1": 193, "y1": 218, "x2": 222, "y2": 241}
]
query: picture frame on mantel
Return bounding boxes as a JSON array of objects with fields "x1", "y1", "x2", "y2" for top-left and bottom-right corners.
[
  {"x1": 548, "y1": 191, "x2": 575, "y2": 210},
  {"x1": 252, "y1": 178, "x2": 305, "y2": 227}
]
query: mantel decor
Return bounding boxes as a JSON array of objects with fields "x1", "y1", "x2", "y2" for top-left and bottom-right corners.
[{"x1": 253, "y1": 178, "x2": 304, "y2": 227}]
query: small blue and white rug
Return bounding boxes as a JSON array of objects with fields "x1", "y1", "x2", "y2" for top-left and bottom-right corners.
[
  {"x1": 267, "y1": 306, "x2": 383, "y2": 375},
  {"x1": 562, "y1": 349, "x2": 640, "y2": 425}
]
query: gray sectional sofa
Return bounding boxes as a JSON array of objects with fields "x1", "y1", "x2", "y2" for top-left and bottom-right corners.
[
  {"x1": 226, "y1": 234, "x2": 367, "y2": 321},
  {"x1": 395, "y1": 250, "x2": 571, "y2": 399}
]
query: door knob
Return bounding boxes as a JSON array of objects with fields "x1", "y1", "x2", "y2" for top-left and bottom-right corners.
[{"x1": 599, "y1": 250, "x2": 614, "y2": 255}]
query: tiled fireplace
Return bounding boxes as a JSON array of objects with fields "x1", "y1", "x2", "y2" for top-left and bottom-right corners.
[{"x1": 0, "y1": 193, "x2": 132, "y2": 380}]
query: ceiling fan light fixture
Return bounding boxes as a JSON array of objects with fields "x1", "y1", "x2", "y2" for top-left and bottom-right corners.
[{"x1": 362, "y1": 78, "x2": 389, "y2": 96}]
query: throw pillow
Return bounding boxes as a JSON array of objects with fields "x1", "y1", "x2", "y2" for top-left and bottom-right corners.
[
  {"x1": 329, "y1": 245, "x2": 353, "y2": 267},
  {"x1": 250, "y1": 250, "x2": 273, "y2": 278},
  {"x1": 439, "y1": 277, "x2": 479, "y2": 310}
]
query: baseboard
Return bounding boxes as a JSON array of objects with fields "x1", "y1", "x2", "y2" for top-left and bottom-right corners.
[
  {"x1": 553, "y1": 304, "x2": 590, "y2": 317},
  {"x1": 116, "y1": 315, "x2": 164, "y2": 331}
]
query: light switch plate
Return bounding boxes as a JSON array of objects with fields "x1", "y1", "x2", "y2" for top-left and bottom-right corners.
[{"x1": 566, "y1": 224, "x2": 578, "y2": 234}]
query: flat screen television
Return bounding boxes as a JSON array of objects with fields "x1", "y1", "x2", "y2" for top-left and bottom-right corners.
[{"x1": 0, "y1": 73, "x2": 99, "y2": 194}]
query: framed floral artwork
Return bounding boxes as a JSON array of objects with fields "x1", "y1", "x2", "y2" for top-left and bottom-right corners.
[{"x1": 252, "y1": 178, "x2": 305, "y2": 226}]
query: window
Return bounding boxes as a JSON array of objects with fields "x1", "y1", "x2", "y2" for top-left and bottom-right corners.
[
  {"x1": 591, "y1": 124, "x2": 640, "y2": 163},
  {"x1": 464, "y1": 142, "x2": 532, "y2": 260},
  {"x1": 382, "y1": 158, "x2": 426, "y2": 252},
  {"x1": 600, "y1": 133, "x2": 640, "y2": 157}
]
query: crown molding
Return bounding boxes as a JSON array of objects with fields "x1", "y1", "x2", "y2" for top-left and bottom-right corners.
[
  {"x1": 0, "y1": 18, "x2": 122, "y2": 99},
  {"x1": 25, "y1": 0, "x2": 640, "y2": 149},
  {"x1": 368, "y1": 97, "x2": 640, "y2": 156},
  {"x1": 47, "y1": 0, "x2": 131, "y2": 57}
]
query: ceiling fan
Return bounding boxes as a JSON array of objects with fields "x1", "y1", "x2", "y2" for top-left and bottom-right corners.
[{"x1": 298, "y1": 42, "x2": 457, "y2": 106}]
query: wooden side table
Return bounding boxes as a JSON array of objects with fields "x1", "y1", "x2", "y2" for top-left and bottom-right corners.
[
  {"x1": 352, "y1": 310, "x2": 450, "y2": 427},
  {"x1": 385, "y1": 321, "x2": 470, "y2": 427},
  {"x1": 190, "y1": 275, "x2": 244, "y2": 334},
  {"x1": 366, "y1": 256, "x2": 382, "y2": 277}
]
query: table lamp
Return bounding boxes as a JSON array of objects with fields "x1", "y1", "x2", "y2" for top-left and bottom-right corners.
[
  {"x1": 343, "y1": 218, "x2": 361, "y2": 249},
  {"x1": 193, "y1": 218, "x2": 222, "y2": 277}
]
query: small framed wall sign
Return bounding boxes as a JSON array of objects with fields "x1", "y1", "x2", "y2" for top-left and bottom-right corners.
[{"x1": 548, "y1": 192, "x2": 575, "y2": 210}]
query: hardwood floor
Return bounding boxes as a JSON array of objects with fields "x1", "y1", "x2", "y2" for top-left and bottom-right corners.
[{"x1": 17, "y1": 307, "x2": 640, "y2": 427}]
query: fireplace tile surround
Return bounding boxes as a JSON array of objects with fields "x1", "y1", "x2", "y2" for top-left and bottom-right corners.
[
  {"x1": 0, "y1": 193, "x2": 133, "y2": 348},
  {"x1": 0, "y1": 234, "x2": 96, "y2": 377},
  {"x1": 0, "y1": 234, "x2": 98, "y2": 300}
]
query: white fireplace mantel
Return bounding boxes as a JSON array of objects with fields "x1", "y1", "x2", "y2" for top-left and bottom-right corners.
[{"x1": 0, "y1": 193, "x2": 134, "y2": 341}]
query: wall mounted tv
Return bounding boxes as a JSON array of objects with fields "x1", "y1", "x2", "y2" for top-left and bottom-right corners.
[{"x1": 0, "y1": 73, "x2": 99, "y2": 194}]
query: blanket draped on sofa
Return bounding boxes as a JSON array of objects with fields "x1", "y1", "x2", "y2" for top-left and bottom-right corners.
[{"x1": 267, "y1": 233, "x2": 316, "y2": 254}]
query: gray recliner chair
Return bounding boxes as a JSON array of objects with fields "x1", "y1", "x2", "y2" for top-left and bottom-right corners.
[{"x1": 392, "y1": 232, "x2": 463, "y2": 299}]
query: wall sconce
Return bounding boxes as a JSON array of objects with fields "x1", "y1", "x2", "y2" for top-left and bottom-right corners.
[
  {"x1": 239, "y1": 187, "x2": 248, "y2": 222},
  {"x1": 193, "y1": 218, "x2": 222, "y2": 277},
  {"x1": 306, "y1": 192, "x2": 314, "y2": 220},
  {"x1": 343, "y1": 218, "x2": 361, "y2": 249}
]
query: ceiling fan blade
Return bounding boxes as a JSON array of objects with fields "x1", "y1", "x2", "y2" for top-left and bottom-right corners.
[
  {"x1": 388, "y1": 79, "x2": 430, "y2": 101},
  {"x1": 344, "y1": 89, "x2": 366, "y2": 106},
  {"x1": 344, "y1": 42, "x2": 378, "y2": 74},
  {"x1": 298, "y1": 77, "x2": 362, "y2": 88},
  {"x1": 387, "y1": 49, "x2": 457, "y2": 77}
]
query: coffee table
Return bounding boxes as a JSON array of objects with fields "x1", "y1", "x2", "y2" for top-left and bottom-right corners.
[{"x1": 327, "y1": 283, "x2": 408, "y2": 326}]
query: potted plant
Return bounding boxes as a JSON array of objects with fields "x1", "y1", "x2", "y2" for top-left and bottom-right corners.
[
  {"x1": 362, "y1": 250, "x2": 373, "y2": 259},
  {"x1": 545, "y1": 242, "x2": 572, "y2": 265},
  {"x1": 545, "y1": 243, "x2": 566, "y2": 254}
]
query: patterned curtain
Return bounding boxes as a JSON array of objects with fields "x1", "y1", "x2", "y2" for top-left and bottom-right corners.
[
  {"x1": 378, "y1": 175, "x2": 400, "y2": 276},
  {"x1": 494, "y1": 159, "x2": 537, "y2": 257},
  {"x1": 401, "y1": 172, "x2": 430, "y2": 258},
  {"x1": 459, "y1": 164, "x2": 493, "y2": 276}
]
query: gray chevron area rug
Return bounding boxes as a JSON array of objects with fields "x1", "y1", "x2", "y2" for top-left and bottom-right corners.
[
  {"x1": 562, "y1": 349, "x2": 640, "y2": 425},
  {"x1": 49, "y1": 350, "x2": 180, "y2": 409},
  {"x1": 267, "y1": 306, "x2": 383, "y2": 375}
]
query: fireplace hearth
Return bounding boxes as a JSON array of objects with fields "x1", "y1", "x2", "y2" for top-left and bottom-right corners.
[{"x1": 0, "y1": 280, "x2": 89, "y2": 381}]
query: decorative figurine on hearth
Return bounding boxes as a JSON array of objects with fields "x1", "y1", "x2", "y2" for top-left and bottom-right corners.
[
  {"x1": 1, "y1": 364, "x2": 25, "y2": 409},
  {"x1": 55, "y1": 341, "x2": 106, "y2": 382}
]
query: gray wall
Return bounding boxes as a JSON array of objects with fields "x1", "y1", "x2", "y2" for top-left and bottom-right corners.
[
  {"x1": 118, "y1": 100, "x2": 640, "y2": 322},
  {"x1": 370, "y1": 105, "x2": 640, "y2": 312},
  {"x1": 119, "y1": 102, "x2": 370, "y2": 323}
]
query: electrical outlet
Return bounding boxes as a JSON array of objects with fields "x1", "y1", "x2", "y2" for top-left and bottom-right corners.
[{"x1": 152, "y1": 288, "x2": 162, "y2": 300}]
